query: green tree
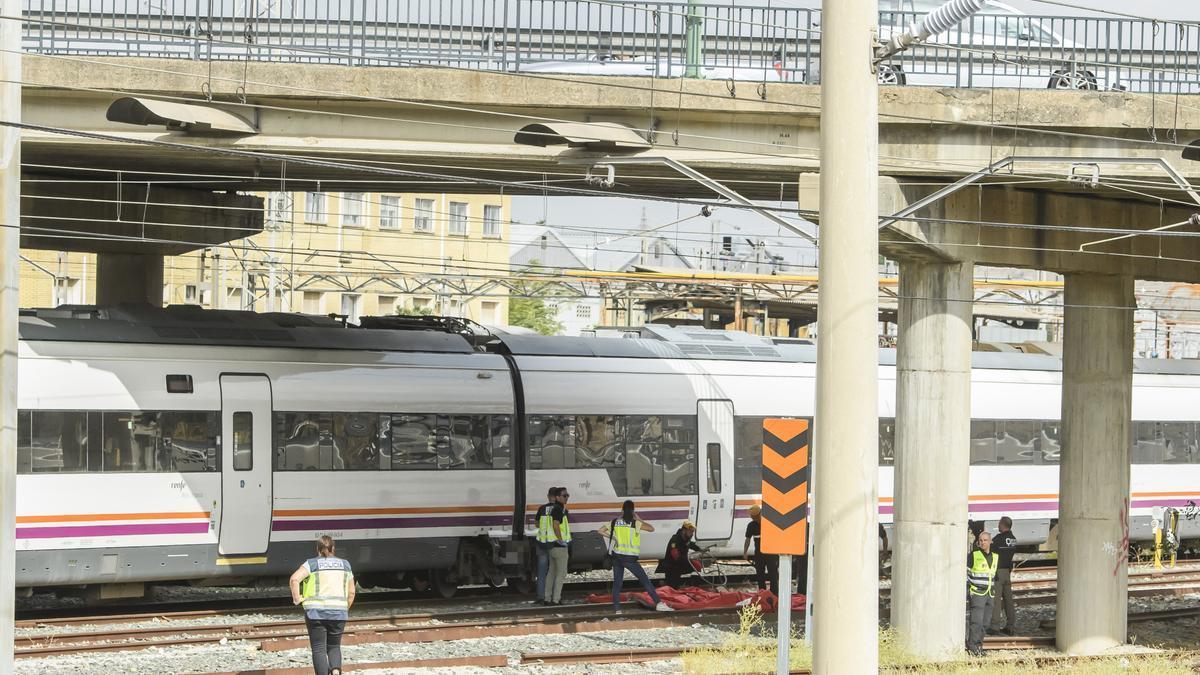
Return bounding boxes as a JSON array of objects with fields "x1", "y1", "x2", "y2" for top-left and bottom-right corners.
[{"x1": 508, "y1": 296, "x2": 563, "y2": 335}]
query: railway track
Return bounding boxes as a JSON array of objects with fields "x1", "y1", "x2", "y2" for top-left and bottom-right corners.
[
  {"x1": 16, "y1": 601, "x2": 742, "y2": 659},
  {"x1": 16, "y1": 571, "x2": 758, "y2": 629}
]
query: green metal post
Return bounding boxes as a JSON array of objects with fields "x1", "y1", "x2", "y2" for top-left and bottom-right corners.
[{"x1": 684, "y1": 0, "x2": 702, "y2": 78}]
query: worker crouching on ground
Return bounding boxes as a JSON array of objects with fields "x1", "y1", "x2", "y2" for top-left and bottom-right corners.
[
  {"x1": 290, "y1": 535, "x2": 356, "y2": 675},
  {"x1": 657, "y1": 520, "x2": 703, "y2": 588},
  {"x1": 966, "y1": 531, "x2": 999, "y2": 657},
  {"x1": 743, "y1": 505, "x2": 779, "y2": 594},
  {"x1": 598, "y1": 500, "x2": 675, "y2": 613}
]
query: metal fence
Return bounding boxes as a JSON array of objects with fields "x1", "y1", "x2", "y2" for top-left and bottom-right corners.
[{"x1": 17, "y1": 0, "x2": 1200, "y2": 93}]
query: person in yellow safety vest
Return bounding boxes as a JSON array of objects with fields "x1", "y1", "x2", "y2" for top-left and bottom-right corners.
[
  {"x1": 966, "y1": 531, "x2": 999, "y2": 657},
  {"x1": 533, "y1": 486, "x2": 561, "y2": 605},
  {"x1": 290, "y1": 536, "x2": 356, "y2": 675},
  {"x1": 542, "y1": 487, "x2": 572, "y2": 605},
  {"x1": 598, "y1": 500, "x2": 675, "y2": 614}
]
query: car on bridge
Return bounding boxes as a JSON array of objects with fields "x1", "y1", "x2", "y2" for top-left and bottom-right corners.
[{"x1": 876, "y1": 0, "x2": 1105, "y2": 90}]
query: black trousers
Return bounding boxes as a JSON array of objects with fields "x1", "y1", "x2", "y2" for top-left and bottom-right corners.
[
  {"x1": 753, "y1": 552, "x2": 780, "y2": 594},
  {"x1": 305, "y1": 617, "x2": 346, "y2": 675}
]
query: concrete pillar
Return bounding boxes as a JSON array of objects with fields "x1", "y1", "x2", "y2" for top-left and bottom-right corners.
[
  {"x1": 95, "y1": 253, "x2": 165, "y2": 306},
  {"x1": 812, "y1": 0, "x2": 878, "y2": 671},
  {"x1": 1057, "y1": 273, "x2": 1133, "y2": 655},
  {"x1": 0, "y1": 1, "x2": 19, "y2": 671},
  {"x1": 891, "y1": 260, "x2": 973, "y2": 659}
]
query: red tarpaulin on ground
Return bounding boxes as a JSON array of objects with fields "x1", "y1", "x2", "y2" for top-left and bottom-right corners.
[{"x1": 585, "y1": 585, "x2": 806, "y2": 612}]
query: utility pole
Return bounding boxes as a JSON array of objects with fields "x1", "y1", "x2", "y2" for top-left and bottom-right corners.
[
  {"x1": 0, "y1": 1, "x2": 20, "y2": 672},
  {"x1": 813, "y1": 0, "x2": 879, "y2": 672},
  {"x1": 684, "y1": 0, "x2": 702, "y2": 78}
]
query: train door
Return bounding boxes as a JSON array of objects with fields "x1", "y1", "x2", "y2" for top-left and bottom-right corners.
[
  {"x1": 696, "y1": 399, "x2": 735, "y2": 540},
  {"x1": 218, "y1": 374, "x2": 273, "y2": 555}
]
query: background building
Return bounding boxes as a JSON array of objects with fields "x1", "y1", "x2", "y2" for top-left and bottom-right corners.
[{"x1": 19, "y1": 191, "x2": 512, "y2": 327}]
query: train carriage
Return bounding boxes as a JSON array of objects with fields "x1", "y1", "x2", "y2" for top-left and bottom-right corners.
[{"x1": 13, "y1": 306, "x2": 1200, "y2": 602}]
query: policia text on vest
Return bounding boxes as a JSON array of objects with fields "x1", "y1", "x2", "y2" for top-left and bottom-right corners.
[
  {"x1": 965, "y1": 532, "x2": 999, "y2": 657},
  {"x1": 290, "y1": 536, "x2": 357, "y2": 675}
]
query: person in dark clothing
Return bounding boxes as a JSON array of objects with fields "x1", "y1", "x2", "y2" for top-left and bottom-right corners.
[
  {"x1": 657, "y1": 521, "x2": 703, "y2": 588},
  {"x1": 988, "y1": 516, "x2": 1019, "y2": 635},
  {"x1": 743, "y1": 505, "x2": 779, "y2": 594}
]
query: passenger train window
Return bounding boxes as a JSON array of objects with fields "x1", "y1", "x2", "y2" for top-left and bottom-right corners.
[
  {"x1": 490, "y1": 415, "x2": 512, "y2": 469},
  {"x1": 331, "y1": 412, "x2": 379, "y2": 471},
  {"x1": 1040, "y1": 423, "x2": 1061, "y2": 464},
  {"x1": 578, "y1": 415, "x2": 624, "y2": 469},
  {"x1": 998, "y1": 420, "x2": 1040, "y2": 465},
  {"x1": 878, "y1": 418, "x2": 896, "y2": 466},
  {"x1": 1162, "y1": 423, "x2": 1198, "y2": 464},
  {"x1": 734, "y1": 416, "x2": 767, "y2": 494},
  {"x1": 390, "y1": 414, "x2": 439, "y2": 469},
  {"x1": 625, "y1": 416, "x2": 660, "y2": 496},
  {"x1": 706, "y1": 443, "x2": 722, "y2": 492},
  {"x1": 969, "y1": 420, "x2": 997, "y2": 465},
  {"x1": 528, "y1": 415, "x2": 576, "y2": 470},
  {"x1": 15, "y1": 411, "x2": 30, "y2": 473},
  {"x1": 232, "y1": 412, "x2": 253, "y2": 471},
  {"x1": 662, "y1": 416, "x2": 697, "y2": 495},
  {"x1": 19, "y1": 410, "x2": 218, "y2": 473},
  {"x1": 30, "y1": 411, "x2": 88, "y2": 473}
]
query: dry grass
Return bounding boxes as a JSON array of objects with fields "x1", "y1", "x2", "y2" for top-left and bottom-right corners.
[{"x1": 681, "y1": 608, "x2": 1196, "y2": 674}]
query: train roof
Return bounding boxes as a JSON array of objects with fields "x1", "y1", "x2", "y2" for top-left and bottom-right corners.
[
  {"x1": 18, "y1": 306, "x2": 476, "y2": 353},
  {"x1": 16, "y1": 307, "x2": 1200, "y2": 376}
]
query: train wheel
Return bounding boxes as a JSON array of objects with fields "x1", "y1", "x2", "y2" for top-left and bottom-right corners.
[{"x1": 431, "y1": 570, "x2": 458, "y2": 599}]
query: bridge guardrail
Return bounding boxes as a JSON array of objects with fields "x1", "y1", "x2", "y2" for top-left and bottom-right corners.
[{"x1": 17, "y1": 0, "x2": 1200, "y2": 93}]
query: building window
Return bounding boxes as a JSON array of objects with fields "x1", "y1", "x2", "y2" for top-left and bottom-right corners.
[
  {"x1": 378, "y1": 295, "x2": 397, "y2": 315},
  {"x1": 302, "y1": 291, "x2": 322, "y2": 315},
  {"x1": 267, "y1": 191, "x2": 292, "y2": 225},
  {"x1": 414, "y1": 199, "x2": 435, "y2": 233},
  {"x1": 483, "y1": 204, "x2": 502, "y2": 238},
  {"x1": 184, "y1": 284, "x2": 198, "y2": 304},
  {"x1": 575, "y1": 304, "x2": 592, "y2": 319},
  {"x1": 341, "y1": 192, "x2": 365, "y2": 228},
  {"x1": 481, "y1": 300, "x2": 499, "y2": 324},
  {"x1": 341, "y1": 293, "x2": 363, "y2": 324},
  {"x1": 379, "y1": 195, "x2": 400, "y2": 230},
  {"x1": 304, "y1": 192, "x2": 327, "y2": 224},
  {"x1": 411, "y1": 297, "x2": 433, "y2": 314},
  {"x1": 448, "y1": 201, "x2": 468, "y2": 236}
]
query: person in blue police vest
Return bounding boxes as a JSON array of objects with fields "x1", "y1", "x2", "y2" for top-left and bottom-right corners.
[
  {"x1": 598, "y1": 500, "x2": 675, "y2": 614},
  {"x1": 290, "y1": 536, "x2": 357, "y2": 675}
]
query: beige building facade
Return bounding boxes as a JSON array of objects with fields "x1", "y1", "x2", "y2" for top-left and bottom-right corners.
[{"x1": 19, "y1": 191, "x2": 512, "y2": 327}]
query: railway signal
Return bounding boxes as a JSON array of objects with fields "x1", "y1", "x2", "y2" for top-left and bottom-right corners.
[{"x1": 760, "y1": 418, "x2": 810, "y2": 674}]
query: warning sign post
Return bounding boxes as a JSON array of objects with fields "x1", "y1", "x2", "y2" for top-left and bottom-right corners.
[{"x1": 760, "y1": 418, "x2": 810, "y2": 674}]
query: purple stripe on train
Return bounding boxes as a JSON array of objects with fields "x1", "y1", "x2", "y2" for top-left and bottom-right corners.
[{"x1": 17, "y1": 522, "x2": 210, "y2": 539}]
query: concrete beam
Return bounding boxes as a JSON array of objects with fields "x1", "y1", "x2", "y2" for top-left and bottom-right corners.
[
  {"x1": 892, "y1": 185, "x2": 1200, "y2": 282},
  {"x1": 891, "y1": 259, "x2": 974, "y2": 660},
  {"x1": 15, "y1": 57, "x2": 1200, "y2": 201},
  {"x1": 95, "y1": 253, "x2": 164, "y2": 306},
  {"x1": 20, "y1": 176, "x2": 263, "y2": 255},
  {"x1": 1056, "y1": 273, "x2": 1133, "y2": 655}
]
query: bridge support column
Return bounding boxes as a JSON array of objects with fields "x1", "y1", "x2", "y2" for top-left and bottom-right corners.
[
  {"x1": 891, "y1": 260, "x2": 973, "y2": 660},
  {"x1": 95, "y1": 253, "x2": 164, "y2": 306},
  {"x1": 1057, "y1": 273, "x2": 1133, "y2": 655}
]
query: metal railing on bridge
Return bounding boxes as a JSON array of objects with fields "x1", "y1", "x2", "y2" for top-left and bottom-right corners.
[{"x1": 17, "y1": 0, "x2": 1200, "y2": 93}]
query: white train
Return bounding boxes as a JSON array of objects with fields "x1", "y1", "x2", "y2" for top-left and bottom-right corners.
[{"x1": 13, "y1": 306, "x2": 1200, "y2": 601}]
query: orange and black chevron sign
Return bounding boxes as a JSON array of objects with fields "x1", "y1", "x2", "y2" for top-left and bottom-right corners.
[{"x1": 760, "y1": 418, "x2": 810, "y2": 556}]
